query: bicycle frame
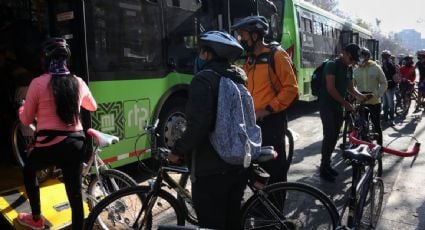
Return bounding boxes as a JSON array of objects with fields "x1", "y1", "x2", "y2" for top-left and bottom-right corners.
[{"x1": 344, "y1": 148, "x2": 381, "y2": 228}]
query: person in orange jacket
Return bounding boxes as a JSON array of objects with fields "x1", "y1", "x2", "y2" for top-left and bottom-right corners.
[{"x1": 232, "y1": 16, "x2": 298, "y2": 183}]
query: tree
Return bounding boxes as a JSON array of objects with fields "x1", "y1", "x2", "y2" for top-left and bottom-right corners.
[{"x1": 305, "y1": 0, "x2": 338, "y2": 11}]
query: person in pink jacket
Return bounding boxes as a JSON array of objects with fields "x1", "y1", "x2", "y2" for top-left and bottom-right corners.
[{"x1": 17, "y1": 38, "x2": 97, "y2": 230}]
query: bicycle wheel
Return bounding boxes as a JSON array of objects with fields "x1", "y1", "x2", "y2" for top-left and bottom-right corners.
[
  {"x1": 87, "y1": 168, "x2": 138, "y2": 209},
  {"x1": 241, "y1": 182, "x2": 339, "y2": 230},
  {"x1": 11, "y1": 120, "x2": 34, "y2": 168},
  {"x1": 360, "y1": 177, "x2": 384, "y2": 229},
  {"x1": 285, "y1": 129, "x2": 294, "y2": 166},
  {"x1": 84, "y1": 185, "x2": 186, "y2": 230},
  {"x1": 11, "y1": 120, "x2": 50, "y2": 182},
  {"x1": 177, "y1": 173, "x2": 197, "y2": 225}
]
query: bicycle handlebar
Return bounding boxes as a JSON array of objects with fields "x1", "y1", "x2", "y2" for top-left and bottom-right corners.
[{"x1": 349, "y1": 130, "x2": 420, "y2": 157}]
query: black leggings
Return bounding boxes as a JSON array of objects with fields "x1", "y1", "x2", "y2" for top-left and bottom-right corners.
[{"x1": 23, "y1": 136, "x2": 85, "y2": 230}]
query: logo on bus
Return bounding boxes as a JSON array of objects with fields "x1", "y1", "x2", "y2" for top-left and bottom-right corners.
[
  {"x1": 92, "y1": 102, "x2": 125, "y2": 139},
  {"x1": 124, "y1": 99, "x2": 150, "y2": 138}
]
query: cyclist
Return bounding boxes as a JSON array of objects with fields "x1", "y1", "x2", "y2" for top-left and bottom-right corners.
[
  {"x1": 318, "y1": 43, "x2": 367, "y2": 182},
  {"x1": 399, "y1": 55, "x2": 417, "y2": 111},
  {"x1": 17, "y1": 38, "x2": 97, "y2": 230},
  {"x1": 168, "y1": 31, "x2": 247, "y2": 230},
  {"x1": 353, "y1": 47, "x2": 387, "y2": 146},
  {"x1": 416, "y1": 49, "x2": 425, "y2": 111},
  {"x1": 381, "y1": 50, "x2": 397, "y2": 126},
  {"x1": 231, "y1": 15, "x2": 298, "y2": 184}
]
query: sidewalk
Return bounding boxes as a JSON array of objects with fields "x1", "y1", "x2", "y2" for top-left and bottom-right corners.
[{"x1": 377, "y1": 114, "x2": 425, "y2": 229}]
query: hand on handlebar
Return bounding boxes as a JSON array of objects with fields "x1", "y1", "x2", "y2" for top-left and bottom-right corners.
[
  {"x1": 167, "y1": 153, "x2": 182, "y2": 164},
  {"x1": 343, "y1": 101, "x2": 354, "y2": 112}
]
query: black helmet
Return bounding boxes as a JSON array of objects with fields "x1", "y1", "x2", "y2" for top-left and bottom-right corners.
[
  {"x1": 42, "y1": 37, "x2": 71, "y2": 59},
  {"x1": 199, "y1": 31, "x2": 244, "y2": 61},
  {"x1": 231, "y1": 16, "x2": 269, "y2": 35},
  {"x1": 417, "y1": 49, "x2": 425, "y2": 57},
  {"x1": 360, "y1": 47, "x2": 371, "y2": 57},
  {"x1": 404, "y1": 55, "x2": 414, "y2": 60}
]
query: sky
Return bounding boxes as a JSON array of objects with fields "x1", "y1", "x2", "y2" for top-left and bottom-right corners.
[{"x1": 337, "y1": 0, "x2": 425, "y2": 38}]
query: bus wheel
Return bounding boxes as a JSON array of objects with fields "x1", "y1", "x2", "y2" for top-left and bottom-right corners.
[{"x1": 157, "y1": 97, "x2": 187, "y2": 148}]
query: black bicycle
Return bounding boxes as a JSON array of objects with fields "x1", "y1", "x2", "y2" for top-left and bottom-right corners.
[{"x1": 338, "y1": 129, "x2": 421, "y2": 229}]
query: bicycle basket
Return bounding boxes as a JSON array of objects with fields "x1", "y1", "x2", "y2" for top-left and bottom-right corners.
[{"x1": 248, "y1": 164, "x2": 270, "y2": 189}]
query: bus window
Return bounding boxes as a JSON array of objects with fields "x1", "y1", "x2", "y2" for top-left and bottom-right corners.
[
  {"x1": 165, "y1": 0, "x2": 202, "y2": 73},
  {"x1": 86, "y1": 0, "x2": 164, "y2": 80}
]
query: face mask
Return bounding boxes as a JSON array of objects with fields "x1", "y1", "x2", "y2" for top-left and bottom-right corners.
[
  {"x1": 240, "y1": 40, "x2": 255, "y2": 53},
  {"x1": 193, "y1": 56, "x2": 207, "y2": 74},
  {"x1": 358, "y1": 57, "x2": 365, "y2": 64}
]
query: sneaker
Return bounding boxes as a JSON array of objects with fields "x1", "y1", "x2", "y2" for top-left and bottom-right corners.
[
  {"x1": 17, "y1": 213, "x2": 45, "y2": 230},
  {"x1": 320, "y1": 167, "x2": 336, "y2": 182}
]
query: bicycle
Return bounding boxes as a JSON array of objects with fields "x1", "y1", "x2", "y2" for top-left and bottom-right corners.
[
  {"x1": 341, "y1": 99, "x2": 380, "y2": 159},
  {"x1": 85, "y1": 119, "x2": 306, "y2": 230},
  {"x1": 84, "y1": 120, "x2": 192, "y2": 229},
  {"x1": 395, "y1": 80, "x2": 417, "y2": 117},
  {"x1": 337, "y1": 129, "x2": 421, "y2": 229},
  {"x1": 176, "y1": 126, "x2": 295, "y2": 223},
  {"x1": 10, "y1": 120, "x2": 137, "y2": 209}
]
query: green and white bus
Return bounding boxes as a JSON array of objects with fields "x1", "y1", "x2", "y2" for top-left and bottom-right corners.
[{"x1": 261, "y1": 0, "x2": 379, "y2": 101}]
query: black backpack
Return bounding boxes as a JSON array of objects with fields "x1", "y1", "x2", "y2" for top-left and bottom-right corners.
[{"x1": 311, "y1": 61, "x2": 328, "y2": 98}]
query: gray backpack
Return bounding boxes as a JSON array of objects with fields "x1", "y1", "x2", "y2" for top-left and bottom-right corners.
[{"x1": 209, "y1": 73, "x2": 262, "y2": 168}]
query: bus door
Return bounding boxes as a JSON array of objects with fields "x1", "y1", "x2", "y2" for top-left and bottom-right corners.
[
  {"x1": 352, "y1": 32, "x2": 359, "y2": 45},
  {"x1": 367, "y1": 39, "x2": 379, "y2": 61},
  {"x1": 340, "y1": 30, "x2": 353, "y2": 47}
]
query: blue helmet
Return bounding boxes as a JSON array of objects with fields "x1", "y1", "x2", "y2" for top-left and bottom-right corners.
[
  {"x1": 199, "y1": 31, "x2": 244, "y2": 61},
  {"x1": 231, "y1": 16, "x2": 269, "y2": 35}
]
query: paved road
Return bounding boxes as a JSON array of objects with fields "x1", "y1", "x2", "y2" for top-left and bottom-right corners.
[{"x1": 286, "y1": 101, "x2": 424, "y2": 229}]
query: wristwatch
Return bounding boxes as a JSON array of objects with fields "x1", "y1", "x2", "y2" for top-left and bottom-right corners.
[{"x1": 265, "y1": 105, "x2": 274, "y2": 113}]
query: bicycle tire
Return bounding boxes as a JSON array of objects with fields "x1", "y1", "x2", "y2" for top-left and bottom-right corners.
[
  {"x1": 284, "y1": 129, "x2": 295, "y2": 173},
  {"x1": 177, "y1": 173, "x2": 198, "y2": 225},
  {"x1": 10, "y1": 120, "x2": 51, "y2": 182},
  {"x1": 360, "y1": 177, "x2": 384, "y2": 229},
  {"x1": 86, "y1": 168, "x2": 138, "y2": 209},
  {"x1": 84, "y1": 185, "x2": 186, "y2": 230},
  {"x1": 241, "y1": 182, "x2": 339, "y2": 230}
]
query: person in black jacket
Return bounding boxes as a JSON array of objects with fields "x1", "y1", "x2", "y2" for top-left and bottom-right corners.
[
  {"x1": 381, "y1": 50, "x2": 397, "y2": 126},
  {"x1": 168, "y1": 31, "x2": 247, "y2": 230}
]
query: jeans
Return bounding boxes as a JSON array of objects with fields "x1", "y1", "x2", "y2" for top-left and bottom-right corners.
[
  {"x1": 365, "y1": 103, "x2": 383, "y2": 146},
  {"x1": 320, "y1": 105, "x2": 344, "y2": 168},
  {"x1": 382, "y1": 87, "x2": 396, "y2": 121}
]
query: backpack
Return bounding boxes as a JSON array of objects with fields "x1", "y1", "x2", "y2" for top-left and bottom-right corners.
[
  {"x1": 254, "y1": 43, "x2": 297, "y2": 96},
  {"x1": 208, "y1": 71, "x2": 262, "y2": 168},
  {"x1": 311, "y1": 61, "x2": 328, "y2": 98}
]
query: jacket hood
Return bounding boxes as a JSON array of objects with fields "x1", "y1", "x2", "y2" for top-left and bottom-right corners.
[{"x1": 203, "y1": 61, "x2": 247, "y2": 84}]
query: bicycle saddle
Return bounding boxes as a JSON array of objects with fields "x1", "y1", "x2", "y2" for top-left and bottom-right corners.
[
  {"x1": 87, "y1": 128, "x2": 119, "y2": 148},
  {"x1": 343, "y1": 144, "x2": 373, "y2": 164}
]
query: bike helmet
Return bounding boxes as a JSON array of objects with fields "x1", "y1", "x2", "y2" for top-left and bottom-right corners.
[
  {"x1": 231, "y1": 16, "x2": 269, "y2": 35},
  {"x1": 417, "y1": 49, "x2": 425, "y2": 57},
  {"x1": 360, "y1": 47, "x2": 371, "y2": 57},
  {"x1": 42, "y1": 37, "x2": 71, "y2": 59},
  {"x1": 404, "y1": 55, "x2": 414, "y2": 60},
  {"x1": 199, "y1": 31, "x2": 244, "y2": 61},
  {"x1": 381, "y1": 50, "x2": 391, "y2": 57}
]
